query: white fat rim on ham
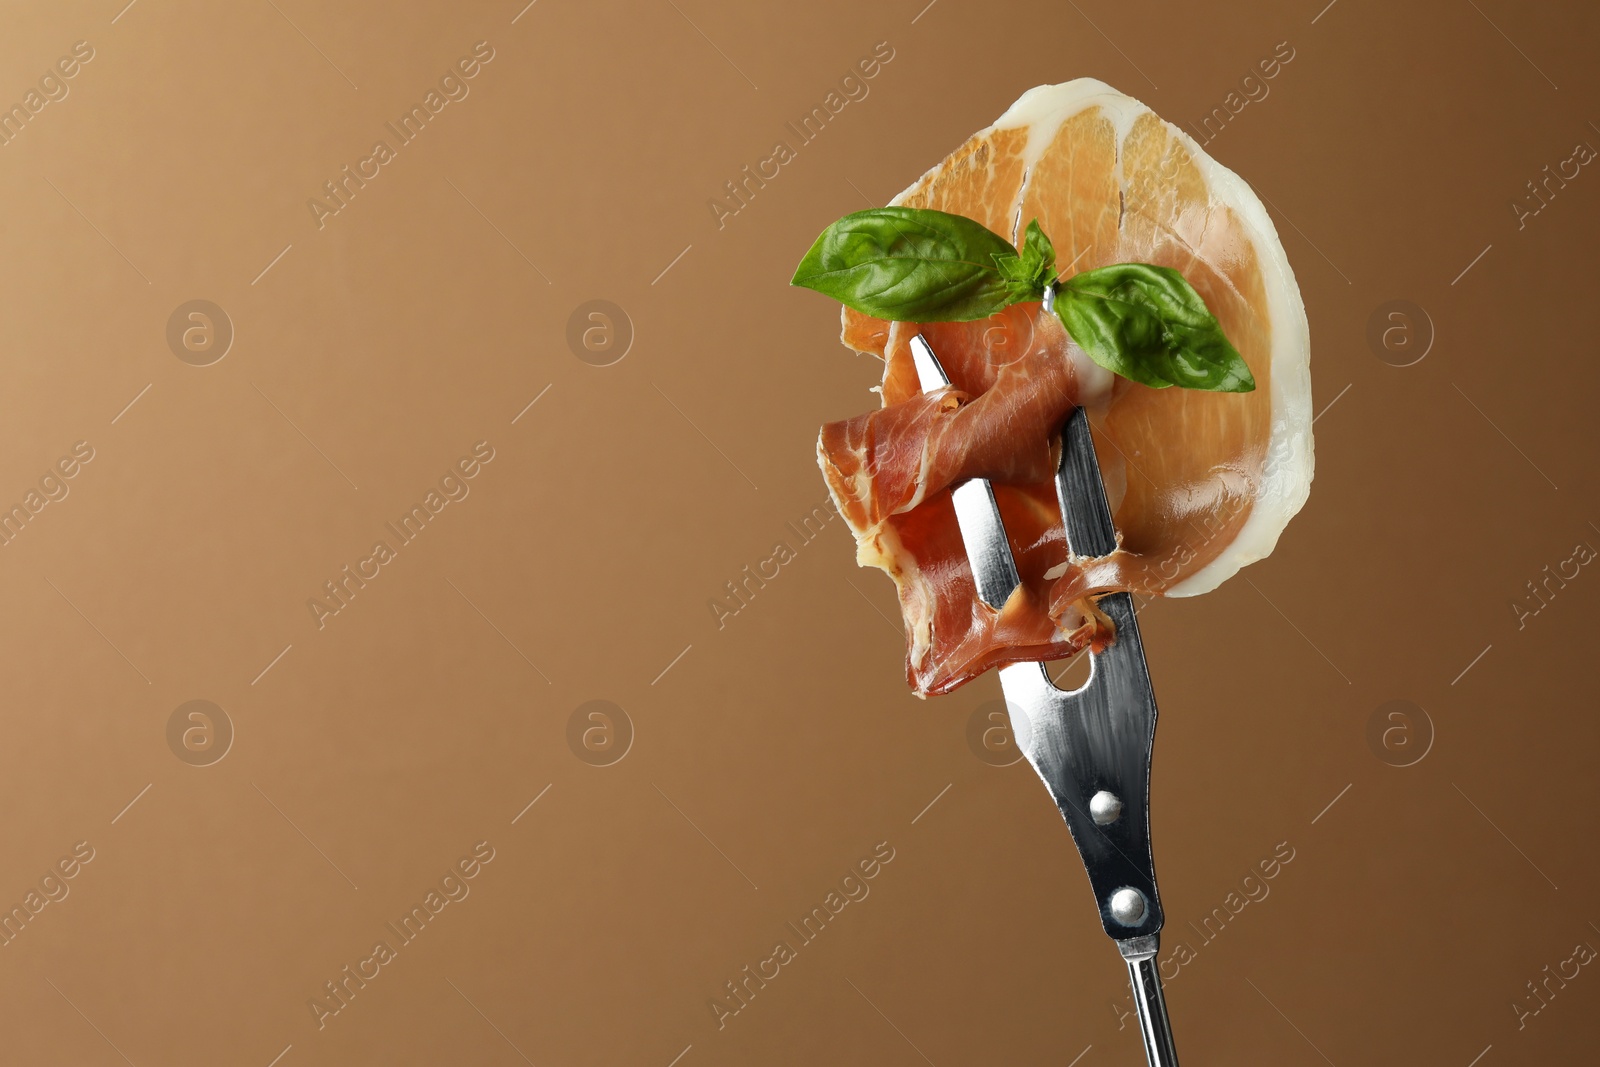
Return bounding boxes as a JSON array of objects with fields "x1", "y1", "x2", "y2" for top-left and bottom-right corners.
[{"x1": 890, "y1": 78, "x2": 1314, "y2": 599}]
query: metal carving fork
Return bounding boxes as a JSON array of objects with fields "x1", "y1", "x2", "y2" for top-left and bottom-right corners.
[{"x1": 910, "y1": 333, "x2": 1179, "y2": 1066}]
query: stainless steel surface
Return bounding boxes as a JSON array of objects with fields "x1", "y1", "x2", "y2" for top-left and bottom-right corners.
[
  {"x1": 1116, "y1": 933, "x2": 1161, "y2": 960},
  {"x1": 1123, "y1": 937, "x2": 1181, "y2": 1067},
  {"x1": 1052, "y1": 400, "x2": 1119, "y2": 558},
  {"x1": 996, "y1": 590, "x2": 1163, "y2": 937},
  {"x1": 911, "y1": 334, "x2": 1179, "y2": 1067},
  {"x1": 908, "y1": 335, "x2": 1022, "y2": 609}
]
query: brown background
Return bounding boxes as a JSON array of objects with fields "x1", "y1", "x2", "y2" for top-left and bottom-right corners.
[{"x1": 0, "y1": 0, "x2": 1595, "y2": 1063}]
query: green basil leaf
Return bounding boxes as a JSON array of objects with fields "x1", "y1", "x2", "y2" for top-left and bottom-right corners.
[
  {"x1": 1054, "y1": 263, "x2": 1256, "y2": 393},
  {"x1": 1018, "y1": 218, "x2": 1056, "y2": 286},
  {"x1": 992, "y1": 252, "x2": 1032, "y2": 304},
  {"x1": 792, "y1": 207, "x2": 1254, "y2": 395},
  {"x1": 790, "y1": 207, "x2": 1021, "y2": 322},
  {"x1": 994, "y1": 219, "x2": 1056, "y2": 303}
]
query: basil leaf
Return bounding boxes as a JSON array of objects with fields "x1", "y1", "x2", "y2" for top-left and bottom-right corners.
[
  {"x1": 791, "y1": 207, "x2": 1021, "y2": 322},
  {"x1": 1019, "y1": 218, "x2": 1056, "y2": 286},
  {"x1": 994, "y1": 219, "x2": 1056, "y2": 303},
  {"x1": 1054, "y1": 263, "x2": 1256, "y2": 392},
  {"x1": 792, "y1": 207, "x2": 1254, "y2": 395}
]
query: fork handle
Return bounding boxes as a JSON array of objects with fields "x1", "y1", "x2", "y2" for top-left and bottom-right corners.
[{"x1": 1122, "y1": 940, "x2": 1180, "y2": 1066}]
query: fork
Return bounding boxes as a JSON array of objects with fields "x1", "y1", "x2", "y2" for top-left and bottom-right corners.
[{"x1": 909, "y1": 333, "x2": 1179, "y2": 1067}]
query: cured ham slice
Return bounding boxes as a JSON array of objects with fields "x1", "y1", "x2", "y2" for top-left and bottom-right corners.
[{"x1": 817, "y1": 80, "x2": 1313, "y2": 696}]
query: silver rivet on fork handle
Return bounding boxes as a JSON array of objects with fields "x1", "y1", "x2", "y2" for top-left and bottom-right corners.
[
  {"x1": 1090, "y1": 790, "x2": 1123, "y2": 825},
  {"x1": 1108, "y1": 887, "x2": 1148, "y2": 926}
]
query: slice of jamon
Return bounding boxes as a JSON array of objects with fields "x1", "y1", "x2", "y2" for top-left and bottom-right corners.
[{"x1": 817, "y1": 80, "x2": 1313, "y2": 696}]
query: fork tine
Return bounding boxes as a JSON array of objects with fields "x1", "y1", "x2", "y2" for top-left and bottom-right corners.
[
  {"x1": 1057, "y1": 407, "x2": 1119, "y2": 558},
  {"x1": 909, "y1": 335, "x2": 1021, "y2": 609},
  {"x1": 908, "y1": 333, "x2": 953, "y2": 391}
]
